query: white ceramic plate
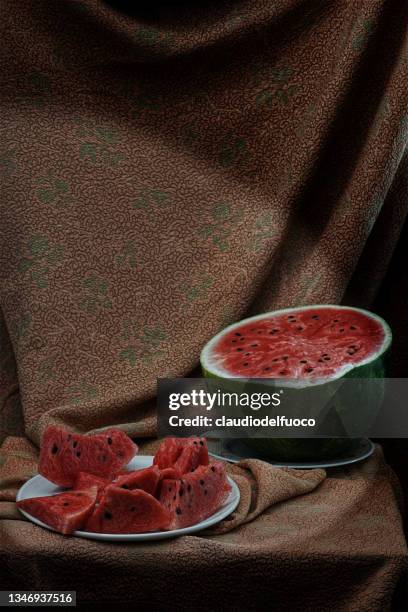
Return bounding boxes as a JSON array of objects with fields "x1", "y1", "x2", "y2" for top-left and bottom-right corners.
[
  {"x1": 207, "y1": 437, "x2": 375, "y2": 469},
  {"x1": 16, "y1": 456, "x2": 240, "y2": 541}
]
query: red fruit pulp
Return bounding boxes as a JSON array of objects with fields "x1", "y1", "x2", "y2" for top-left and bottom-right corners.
[{"x1": 212, "y1": 307, "x2": 385, "y2": 379}]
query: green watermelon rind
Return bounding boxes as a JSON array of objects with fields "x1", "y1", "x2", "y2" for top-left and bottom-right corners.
[{"x1": 200, "y1": 305, "x2": 391, "y2": 462}]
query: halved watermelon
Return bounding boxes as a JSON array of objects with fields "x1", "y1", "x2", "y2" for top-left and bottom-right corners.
[
  {"x1": 17, "y1": 487, "x2": 98, "y2": 535},
  {"x1": 85, "y1": 485, "x2": 171, "y2": 533},
  {"x1": 154, "y1": 437, "x2": 209, "y2": 474},
  {"x1": 159, "y1": 461, "x2": 231, "y2": 529},
  {"x1": 39, "y1": 426, "x2": 138, "y2": 487},
  {"x1": 114, "y1": 466, "x2": 161, "y2": 496},
  {"x1": 201, "y1": 305, "x2": 392, "y2": 461}
]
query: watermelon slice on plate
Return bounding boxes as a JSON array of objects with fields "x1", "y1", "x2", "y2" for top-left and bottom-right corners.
[
  {"x1": 85, "y1": 485, "x2": 171, "y2": 533},
  {"x1": 154, "y1": 437, "x2": 209, "y2": 474},
  {"x1": 114, "y1": 465, "x2": 161, "y2": 496},
  {"x1": 73, "y1": 472, "x2": 110, "y2": 501},
  {"x1": 160, "y1": 461, "x2": 231, "y2": 529},
  {"x1": 39, "y1": 426, "x2": 138, "y2": 487},
  {"x1": 201, "y1": 305, "x2": 392, "y2": 461},
  {"x1": 17, "y1": 487, "x2": 98, "y2": 535},
  {"x1": 16, "y1": 454, "x2": 240, "y2": 540}
]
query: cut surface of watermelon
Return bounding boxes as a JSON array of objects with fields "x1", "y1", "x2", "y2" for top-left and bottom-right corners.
[
  {"x1": 154, "y1": 437, "x2": 209, "y2": 473},
  {"x1": 114, "y1": 466, "x2": 161, "y2": 496},
  {"x1": 201, "y1": 305, "x2": 391, "y2": 385},
  {"x1": 17, "y1": 487, "x2": 98, "y2": 535},
  {"x1": 85, "y1": 485, "x2": 171, "y2": 533},
  {"x1": 39, "y1": 426, "x2": 138, "y2": 487},
  {"x1": 73, "y1": 472, "x2": 110, "y2": 501},
  {"x1": 159, "y1": 461, "x2": 231, "y2": 529}
]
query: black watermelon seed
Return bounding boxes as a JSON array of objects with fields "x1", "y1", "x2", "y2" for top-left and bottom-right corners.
[
  {"x1": 235, "y1": 332, "x2": 241, "y2": 337},
  {"x1": 76, "y1": 451, "x2": 81, "y2": 458},
  {"x1": 245, "y1": 352, "x2": 251, "y2": 356},
  {"x1": 104, "y1": 511, "x2": 112, "y2": 520},
  {"x1": 63, "y1": 502, "x2": 69, "y2": 506},
  {"x1": 283, "y1": 356, "x2": 288, "y2": 360},
  {"x1": 273, "y1": 358, "x2": 279, "y2": 362},
  {"x1": 318, "y1": 359, "x2": 324, "y2": 363},
  {"x1": 193, "y1": 440, "x2": 198, "y2": 445},
  {"x1": 199, "y1": 479, "x2": 205, "y2": 486},
  {"x1": 122, "y1": 484, "x2": 129, "y2": 489},
  {"x1": 264, "y1": 367, "x2": 271, "y2": 371},
  {"x1": 312, "y1": 315, "x2": 319, "y2": 319},
  {"x1": 297, "y1": 327, "x2": 303, "y2": 331},
  {"x1": 350, "y1": 326, "x2": 356, "y2": 330},
  {"x1": 72, "y1": 441, "x2": 78, "y2": 448},
  {"x1": 243, "y1": 363, "x2": 249, "y2": 366},
  {"x1": 173, "y1": 495, "x2": 176, "y2": 500},
  {"x1": 211, "y1": 466, "x2": 215, "y2": 472},
  {"x1": 176, "y1": 507, "x2": 182, "y2": 515},
  {"x1": 51, "y1": 444, "x2": 58, "y2": 454},
  {"x1": 231, "y1": 340, "x2": 237, "y2": 343},
  {"x1": 130, "y1": 507, "x2": 136, "y2": 512},
  {"x1": 179, "y1": 488, "x2": 184, "y2": 496},
  {"x1": 199, "y1": 440, "x2": 204, "y2": 446},
  {"x1": 279, "y1": 371, "x2": 286, "y2": 375},
  {"x1": 187, "y1": 484, "x2": 192, "y2": 492},
  {"x1": 168, "y1": 486, "x2": 172, "y2": 492},
  {"x1": 250, "y1": 344, "x2": 258, "y2": 347},
  {"x1": 340, "y1": 328, "x2": 344, "y2": 332},
  {"x1": 324, "y1": 356, "x2": 331, "y2": 361},
  {"x1": 107, "y1": 437, "x2": 112, "y2": 445},
  {"x1": 237, "y1": 348, "x2": 243, "y2": 352},
  {"x1": 347, "y1": 349, "x2": 355, "y2": 355},
  {"x1": 300, "y1": 360, "x2": 307, "y2": 364},
  {"x1": 334, "y1": 319, "x2": 339, "y2": 323},
  {"x1": 306, "y1": 367, "x2": 314, "y2": 373}
]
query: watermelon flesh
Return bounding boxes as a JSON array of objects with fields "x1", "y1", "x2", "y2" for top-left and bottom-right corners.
[
  {"x1": 154, "y1": 437, "x2": 209, "y2": 473},
  {"x1": 85, "y1": 485, "x2": 171, "y2": 533},
  {"x1": 39, "y1": 426, "x2": 138, "y2": 487},
  {"x1": 159, "y1": 461, "x2": 231, "y2": 530},
  {"x1": 17, "y1": 487, "x2": 98, "y2": 535},
  {"x1": 205, "y1": 306, "x2": 388, "y2": 381},
  {"x1": 114, "y1": 466, "x2": 161, "y2": 496},
  {"x1": 73, "y1": 472, "x2": 110, "y2": 501}
]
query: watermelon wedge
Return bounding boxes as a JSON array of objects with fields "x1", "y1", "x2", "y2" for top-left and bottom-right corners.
[
  {"x1": 159, "y1": 461, "x2": 231, "y2": 529},
  {"x1": 17, "y1": 487, "x2": 98, "y2": 535},
  {"x1": 154, "y1": 437, "x2": 209, "y2": 474},
  {"x1": 73, "y1": 472, "x2": 110, "y2": 501},
  {"x1": 85, "y1": 485, "x2": 171, "y2": 533},
  {"x1": 114, "y1": 466, "x2": 161, "y2": 496},
  {"x1": 39, "y1": 426, "x2": 138, "y2": 487},
  {"x1": 201, "y1": 305, "x2": 392, "y2": 461}
]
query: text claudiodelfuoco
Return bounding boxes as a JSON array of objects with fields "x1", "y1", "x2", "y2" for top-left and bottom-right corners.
[{"x1": 167, "y1": 389, "x2": 316, "y2": 429}]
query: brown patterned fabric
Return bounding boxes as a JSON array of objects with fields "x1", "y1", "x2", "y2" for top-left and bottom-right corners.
[{"x1": 0, "y1": 0, "x2": 408, "y2": 607}]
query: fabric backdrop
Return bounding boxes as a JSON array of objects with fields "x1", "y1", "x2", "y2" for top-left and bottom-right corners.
[{"x1": 0, "y1": 0, "x2": 408, "y2": 608}]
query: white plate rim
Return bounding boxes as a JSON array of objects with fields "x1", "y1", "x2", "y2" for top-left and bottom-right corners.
[{"x1": 16, "y1": 456, "x2": 240, "y2": 541}]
